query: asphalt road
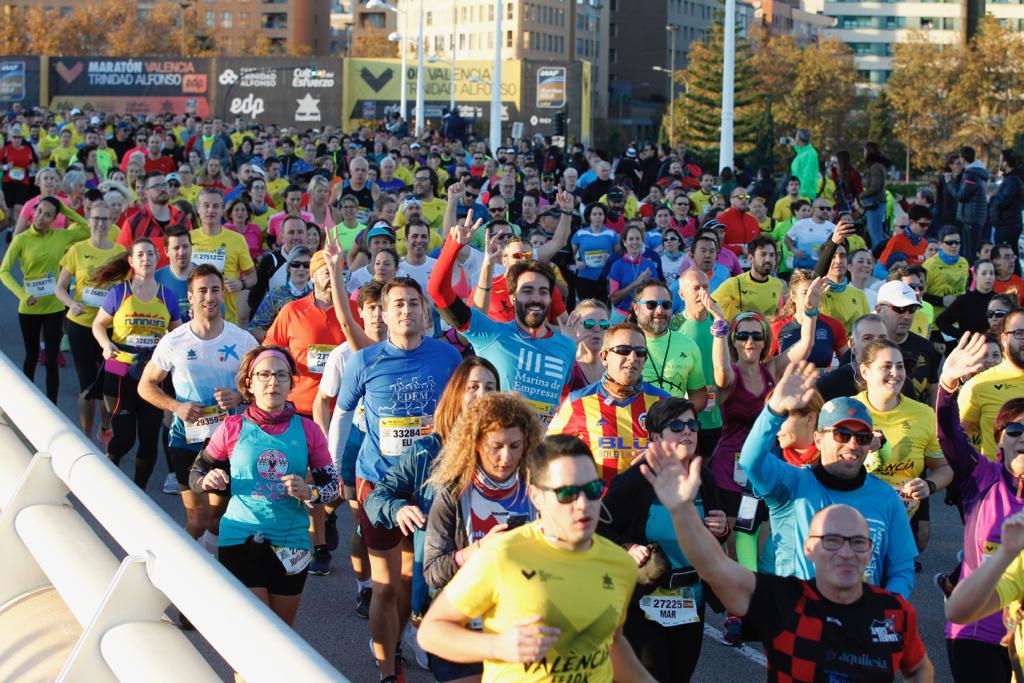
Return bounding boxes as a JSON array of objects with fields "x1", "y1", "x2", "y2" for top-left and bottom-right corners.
[{"x1": 0, "y1": 237, "x2": 960, "y2": 682}]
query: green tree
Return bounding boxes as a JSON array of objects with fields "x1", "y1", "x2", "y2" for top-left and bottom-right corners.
[{"x1": 666, "y1": 21, "x2": 760, "y2": 167}]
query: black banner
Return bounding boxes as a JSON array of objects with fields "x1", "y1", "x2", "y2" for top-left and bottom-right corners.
[
  {"x1": 213, "y1": 58, "x2": 343, "y2": 128},
  {"x1": 49, "y1": 57, "x2": 210, "y2": 116}
]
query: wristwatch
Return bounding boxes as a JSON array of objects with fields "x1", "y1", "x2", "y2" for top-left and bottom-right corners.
[{"x1": 925, "y1": 479, "x2": 937, "y2": 496}]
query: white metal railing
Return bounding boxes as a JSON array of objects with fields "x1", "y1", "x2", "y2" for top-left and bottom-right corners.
[{"x1": 0, "y1": 352, "x2": 347, "y2": 682}]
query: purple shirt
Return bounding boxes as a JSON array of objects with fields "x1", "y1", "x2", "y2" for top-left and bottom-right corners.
[{"x1": 939, "y1": 386, "x2": 1024, "y2": 644}]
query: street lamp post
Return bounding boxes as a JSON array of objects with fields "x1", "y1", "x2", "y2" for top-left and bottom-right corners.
[
  {"x1": 415, "y1": 0, "x2": 425, "y2": 134},
  {"x1": 666, "y1": 24, "x2": 679, "y2": 148},
  {"x1": 370, "y1": 0, "x2": 408, "y2": 123},
  {"x1": 491, "y1": 0, "x2": 503, "y2": 153},
  {"x1": 719, "y1": 0, "x2": 735, "y2": 171}
]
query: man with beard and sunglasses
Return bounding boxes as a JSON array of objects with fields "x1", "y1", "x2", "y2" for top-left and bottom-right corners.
[
  {"x1": 429, "y1": 215, "x2": 576, "y2": 425},
  {"x1": 959, "y1": 308, "x2": 1024, "y2": 460},
  {"x1": 737, "y1": 361, "x2": 917, "y2": 599},
  {"x1": 548, "y1": 322, "x2": 670, "y2": 485},
  {"x1": 631, "y1": 280, "x2": 708, "y2": 412}
]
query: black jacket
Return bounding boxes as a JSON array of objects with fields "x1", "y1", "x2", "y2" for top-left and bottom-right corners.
[{"x1": 989, "y1": 167, "x2": 1024, "y2": 230}]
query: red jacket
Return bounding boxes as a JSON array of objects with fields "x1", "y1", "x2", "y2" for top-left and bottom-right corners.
[
  {"x1": 117, "y1": 204, "x2": 191, "y2": 268},
  {"x1": 718, "y1": 208, "x2": 760, "y2": 256}
]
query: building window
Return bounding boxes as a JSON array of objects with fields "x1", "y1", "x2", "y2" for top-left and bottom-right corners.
[
  {"x1": 221, "y1": 11, "x2": 232, "y2": 28},
  {"x1": 507, "y1": 2, "x2": 513, "y2": 19},
  {"x1": 609, "y1": 47, "x2": 617, "y2": 63},
  {"x1": 426, "y1": 10, "x2": 432, "y2": 25},
  {"x1": 205, "y1": 10, "x2": 215, "y2": 27},
  {"x1": 506, "y1": 29, "x2": 513, "y2": 47},
  {"x1": 239, "y1": 11, "x2": 248, "y2": 24},
  {"x1": 609, "y1": 21, "x2": 616, "y2": 37},
  {"x1": 489, "y1": 4, "x2": 495, "y2": 20}
]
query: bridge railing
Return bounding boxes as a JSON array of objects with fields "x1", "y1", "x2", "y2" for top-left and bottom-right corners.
[{"x1": 0, "y1": 352, "x2": 346, "y2": 682}]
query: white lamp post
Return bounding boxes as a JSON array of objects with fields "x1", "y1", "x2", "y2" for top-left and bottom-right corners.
[
  {"x1": 491, "y1": 0, "x2": 503, "y2": 152},
  {"x1": 719, "y1": 0, "x2": 736, "y2": 171}
]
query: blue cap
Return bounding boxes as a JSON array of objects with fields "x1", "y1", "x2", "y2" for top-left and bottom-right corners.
[
  {"x1": 366, "y1": 225, "x2": 396, "y2": 242},
  {"x1": 817, "y1": 397, "x2": 873, "y2": 431}
]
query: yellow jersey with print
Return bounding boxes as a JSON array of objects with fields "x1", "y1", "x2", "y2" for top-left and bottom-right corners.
[
  {"x1": 821, "y1": 285, "x2": 869, "y2": 337},
  {"x1": 59, "y1": 231, "x2": 125, "y2": 327},
  {"x1": 857, "y1": 392, "x2": 942, "y2": 518},
  {"x1": 688, "y1": 189, "x2": 715, "y2": 216},
  {"x1": 0, "y1": 223, "x2": 90, "y2": 314},
  {"x1": 107, "y1": 281, "x2": 179, "y2": 350},
  {"x1": 189, "y1": 228, "x2": 255, "y2": 324},
  {"x1": 443, "y1": 521, "x2": 637, "y2": 683},
  {"x1": 773, "y1": 195, "x2": 797, "y2": 223},
  {"x1": 711, "y1": 271, "x2": 784, "y2": 321},
  {"x1": 266, "y1": 178, "x2": 290, "y2": 207},
  {"x1": 995, "y1": 551, "x2": 1024, "y2": 680},
  {"x1": 177, "y1": 184, "x2": 201, "y2": 206},
  {"x1": 959, "y1": 359, "x2": 1024, "y2": 461},
  {"x1": 49, "y1": 145, "x2": 78, "y2": 172},
  {"x1": 922, "y1": 255, "x2": 969, "y2": 317}
]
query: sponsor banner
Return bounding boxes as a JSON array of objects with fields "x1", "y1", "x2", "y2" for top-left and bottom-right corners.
[
  {"x1": 0, "y1": 57, "x2": 41, "y2": 108},
  {"x1": 536, "y1": 66, "x2": 566, "y2": 108},
  {"x1": 344, "y1": 58, "x2": 520, "y2": 128},
  {"x1": 49, "y1": 57, "x2": 209, "y2": 115},
  {"x1": 213, "y1": 58, "x2": 343, "y2": 127}
]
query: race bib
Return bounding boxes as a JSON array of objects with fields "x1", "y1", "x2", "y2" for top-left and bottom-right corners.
[
  {"x1": 639, "y1": 586, "x2": 700, "y2": 627},
  {"x1": 192, "y1": 249, "x2": 227, "y2": 272},
  {"x1": 896, "y1": 486, "x2": 920, "y2": 519},
  {"x1": 733, "y1": 453, "x2": 747, "y2": 487},
  {"x1": 24, "y1": 273, "x2": 56, "y2": 297},
  {"x1": 81, "y1": 285, "x2": 109, "y2": 308},
  {"x1": 704, "y1": 388, "x2": 716, "y2": 412},
  {"x1": 524, "y1": 397, "x2": 558, "y2": 426},
  {"x1": 184, "y1": 406, "x2": 228, "y2": 444},
  {"x1": 9, "y1": 167, "x2": 25, "y2": 181},
  {"x1": 583, "y1": 250, "x2": 607, "y2": 269},
  {"x1": 380, "y1": 415, "x2": 433, "y2": 457},
  {"x1": 306, "y1": 344, "x2": 336, "y2": 375},
  {"x1": 124, "y1": 334, "x2": 159, "y2": 348},
  {"x1": 272, "y1": 545, "x2": 312, "y2": 575}
]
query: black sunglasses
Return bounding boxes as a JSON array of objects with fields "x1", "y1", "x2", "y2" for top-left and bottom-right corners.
[
  {"x1": 943, "y1": 240, "x2": 961, "y2": 246},
  {"x1": 885, "y1": 304, "x2": 920, "y2": 315},
  {"x1": 989, "y1": 310, "x2": 1010, "y2": 319},
  {"x1": 289, "y1": 261, "x2": 311, "y2": 269},
  {"x1": 606, "y1": 344, "x2": 649, "y2": 358},
  {"x1": 734, "y1": 330, "x2": 765, "y2": 342},
  {"x1": 667, "y1": 419, "x2": 701, "y2": 433},
  {"x1": 582, "y1": 319, "x2": 611, "y2": 330},
  {"x1": 1004, "y1": 422, "x2": 1024, "y2": 438},
  {"x1": 535, "y1": 479, "x2": 605, "y2": 504},
  {"x1": 636, "y1": 299, "x2": 672, "y2": 311},
  {"x1": 826, "y1": 427, "x2": 874, "y2": 446}
]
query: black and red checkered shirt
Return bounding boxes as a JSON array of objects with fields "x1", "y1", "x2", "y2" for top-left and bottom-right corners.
[{"x1": 745, "y1": 573, "x2": 926, "y2": 682}]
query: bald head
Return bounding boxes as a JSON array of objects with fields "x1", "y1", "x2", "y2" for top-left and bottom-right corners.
[
  {"x1": 678, "y1": 268, "x2": 710, "y2": 310},
  {"x1": 808, "y1": 504, "x2": 868, "y2": 539}
]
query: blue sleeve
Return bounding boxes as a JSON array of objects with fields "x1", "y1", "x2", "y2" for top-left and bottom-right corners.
[
  {"x1": 881, "y1": 497, "x2": 917, "y2": 599},
  {"x1": 336, "y1": 349, "x2": 367, "y2": 412},
  {"x1": 363, "y1": 445, "x2": 419, "y2": 529},
  {"x1": 160, "y1": 285, "x2": 181, "y2": 322},
  {"x1": 101, "y1": 282, "x2": 126, "y2": 315},
  {"x1": 739, "y1": 406, "x2": 799, "y2": 499},
  {"x1": 461, "y1": 308, "x2": 503, "y2": 348}
]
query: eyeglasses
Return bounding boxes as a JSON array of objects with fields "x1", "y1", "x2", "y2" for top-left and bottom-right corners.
[
  {"x1": 606, "y1": 344, "x2": 649, "y2": 358},
  {"x1": 89, "y1": 215, "x2": 111, "y2": 222},
  {"x1": 943, "y1": 240, "x2": 961, "y2": 246},
  {"x1": 464, "y1": 191, "x2": 479, "y2": 199},
  {"x1": 667, "y1": 418, "x2": 701, "y2": 433},
  {"x1": 734, "y1": 330, "x2": 765, "y2": 342},
  {"x1": 674, "y1": 201, "x2": 689, "y2": 207},
  {"x1": 168, "y1": 181, "x2": 181, "y2": 188},
  {"x1": 494, "y1": 232, "x2": 513, "y2": 241},
  {"x1": 489, "y1": 207, "x2": 506, "y2": 214},
  {"x1": 989, "y1": 309, "x2": 1011, "y2": 319},
  {"x1": 252, "y1": 370, "x2": 292, "y2": 383},
  {"x1": 813, "y1": 205, "x2": 830, "y2": 211},
  {"x1": 809, "y1": 534, "x2": 873, "y2": 553},
  {"x1": 582, "y1": 319, "x2": 611, "y2": 330},
  {"x1": 1004, "y1": 422, "x2": 1024, "y2": 438},
  {"x1": 664, "y1": 235, "x2": 680, "y2": 242},
  {"x1": 146, "y1": 182, "x2": 169, "y2": 190},
  {"x1": 289, "y1": 261, "x2": 311, "y2": 269},
  {"x1": 1005, "y1": 329, "x2": 1024, "y2": 340},
  {"x1": 508, "y1": 251, "x2": 531, "y2": 260},
  {"x1": 905, "y1": 283, "x2": 923, "y2": 291},
  {"x1": 535, "y1": 479, "x2": 606, "y2": 504},
  {"x1": 825, "y1": 427, "x2": 874, "y2": 446},
  {"x1": 636, "y1": 299, "x2": 672, "y2": 311},
  {"x1": 884, "y1": 303, "x2": 920, "y2": 315}
]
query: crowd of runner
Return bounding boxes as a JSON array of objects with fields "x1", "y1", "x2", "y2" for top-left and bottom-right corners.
[{"x1": 3, "y1": 106, "x2": 1024, "y2": 682}]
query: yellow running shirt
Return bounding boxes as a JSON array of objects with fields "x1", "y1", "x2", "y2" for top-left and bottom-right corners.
[
  {"x1": 189, "y1": 228, "x2": 255, "y2": 324},
  {"x1": 443, "y1": 521, "x2": 637, "y2": 683},
  {"x1": 959, "y1": 359, "x2": 1024, "y2": 461},
  {"x1": 712, "y1": 271, "x2": 785, "y2": 320},
  {"x1": 856, "y1": 391, "x2": 943, "y2": 518},
  {"x1": 922, "y1": 255, "x2": 969, "y2": 317},
  {"x1": 0, "y1": 222, "x2": 90, "y2": 314},
  {"x1": 821, "y1": 284, "x2": 869, "y2": 337},
  {"x1": 60, "y1": 232, "x2": 125, "y2": 327}
]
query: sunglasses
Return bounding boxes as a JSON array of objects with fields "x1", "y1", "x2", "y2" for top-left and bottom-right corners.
[
  {"x1": 674, "y1": 202, "x2": 689, "y2": 207},
  {"x1": 508, "y1": 251, "x2": 531, "y2": 260},
  {"x1": 535, "y1": 479, "x2": 606, "y2": 504},
  {"x1": 734, "y1": 330, "x2": 765, "y2": 342},
  {"x1": 495, "y1": 232, "x2": 513, "y2": 240},
  {"x1": 582, "y1": 319, "x2": 611, "y2": 330},
  {"x1": 1005, "y1": 422, "x2": 1024, "y2": 438},
  {"x1": 732, "y1": 194, "x2": 751, "y2": 200},
  {"x1": 989, "y1": 309, "x2": 1011, "y2": 319},
  {"x1": 464, "y1": 191, "x2": 479, "y2": 199},
  {"x1": 917, "y1": 220, "x2": 932, "y2": 227},
  {"x1": 636, "y1": 299, "x2": 672, "y2": 311},
  {"x1": 667, "y1": 418, "x2": 701, "y2": 433},
  {"x1": 289, "y1": 261, "x2": 311, "y2": 269},
  {"x1": 489, "y1": 207, "x2": 506, "y2": 213},
  {"x1": 943, "y1": 240, "x2": 961, "y2": 246},
  {"x1": 168, "y1": 181, "x2": 181, "y2": 187},
  {"x1": 826, "y1": 427, "x2": 874, "y2": 446},
  {"x1": 885, "y1": 304, "x2": 920, "y2": 315},
  {"x1": 606, "y1": 344, "x2": 649, "y2": 358},
  {"x1": 906, "y1": 283, "x2": 923, "y2": 291},
  {"x1": 664, "y1": 235, "x2": 680, "y2": 242}
]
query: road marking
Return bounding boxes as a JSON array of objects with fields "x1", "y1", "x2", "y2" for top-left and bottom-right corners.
[{"x1": 703, "y1": 624, "x2": 768, "y2": 667}]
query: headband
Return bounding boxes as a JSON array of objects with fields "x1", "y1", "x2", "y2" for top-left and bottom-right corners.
[{"x1": 250, "y1": 349, "x2": 291, "y2": 374}]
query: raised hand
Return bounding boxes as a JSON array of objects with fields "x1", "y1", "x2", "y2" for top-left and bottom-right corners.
[
  {"x1": 449, "y1": 211, "x2": 483, "y2": 246},
  {"x1": 559, "y1": 310, "x2": 583, "y2": 342},
  {"x1": 805, "y1": 276, "x2": 830, "y2": 310},
  {"x1": 766, "y1": 360, "x2": 819, "y2": 414},
  {"x1": 482, "y1": 226, "x2": 503, "y2": 265},
  {"x1": 323, "y1": 230, "x2": 345, "y2": 272},
  {"x1": 696, "y1": 289, "x2": 725, "y2": 321},
  {"x1": 1002, "y1": 512, "x2": 1024, "y2": 556},
  {"x1": 447, "y1": 179, "x2": 465, "y2": 202},
  {"x1": 940, "y1": 332, "x2": 988, "y2": 389},
  {"x1": 556, "y1": 188, "x2": 574, "y2": 213},
  {"x1": 639, "y1": 439, "x2": 703, "y2": 512}
]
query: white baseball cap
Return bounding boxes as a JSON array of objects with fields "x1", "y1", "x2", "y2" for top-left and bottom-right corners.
[{"x1": 876, "y1": 280, "x2": 919, "y2": 308}]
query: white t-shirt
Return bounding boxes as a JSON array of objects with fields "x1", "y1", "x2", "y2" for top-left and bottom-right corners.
[
  {"x1": 399, "y1": 256, "x2": 438, "y2": 292},
  {"x1": 150, "y1": 321, "x2": 258, "y2": 446},
  {"x1": 319, "y1": 342, "x2": 360, "y2": 468},
  {"x1": 787, "y1": 219, "x2": 835, "y2": 261}
]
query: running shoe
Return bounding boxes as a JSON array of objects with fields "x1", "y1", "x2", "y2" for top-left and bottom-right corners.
[
  {"x1": 356, "y1": 587, "x2": 372, "y2": 619},
  {"x1": 934, "y1": 572, "x2": 954, "y2": 600},
  {"x1": 97, "y1": 426, "x2": 113, "y2": 450},
  {"x1": 325, "y1": 510, "x2": 339, "y2": 551},
  {"x1": 162, "y1": 472, "x2": 179, "y2": 495},
  {"x1": 403, "y1": 623, "x2": 429, "y2": 670},
  {"x1": 723, "y1": 615, "x2": 744, "y2": 646},
  {"x1": 309, "y1": 545, "x2": 331, "y2": 575}
]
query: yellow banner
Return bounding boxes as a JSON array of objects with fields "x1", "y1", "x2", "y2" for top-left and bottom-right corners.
[{"x1": 581, "y1": 61, "x2": 592, "y2": 146}]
